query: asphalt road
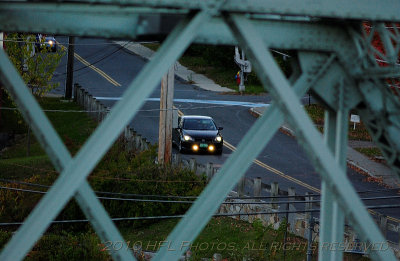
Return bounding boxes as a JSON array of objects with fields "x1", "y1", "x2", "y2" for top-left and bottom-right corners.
[{"x1": 51, "y1": 37, "x2": 400, "y2": 241}]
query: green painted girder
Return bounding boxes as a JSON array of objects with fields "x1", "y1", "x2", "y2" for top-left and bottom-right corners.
[
  {"x1": 0, "y1": 11, "x2": 211, "y2": 261},
  {"x1": 0, "y1": 3, "x2": 186, "y2": 38},
  {"x1": 319, "y1": 109, "x2": 339, "y2": 260},
  {"x1": 294, "y1": 22, "x2": 400, "y2": 180},
  {"x1": 344, "y1": 22, "x2": 400, "y2": 180},
  {"x1": 356, "y1": 81, "x2": 400, "y2": 179},
  {"x1": 308, "y1": 63, "x2": 350, "y2": 261},
  {"x1": 324, "y1": 83, "x2": 349, "y2": 261},
  {"x1": 226, "y1": 14, "x2": 396, "y2": 260},
  {"x1": 0, "y1": 1, "x2": 384, "y2": 92},
  {"x1": 2, "y1": 2, "x2": 400, "y2": 43},
  {"x1": 9, "y1": 0, "x2": 400, "y2": 21},
  {"x1": 0, "y1": 2, "x2": 399, "y2": 261},
  {"x1": 297, "y1": 51, "x2": 363, "y2": 112}
]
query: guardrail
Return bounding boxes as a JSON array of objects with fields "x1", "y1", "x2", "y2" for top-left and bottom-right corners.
[
  {"x1": 221, "y1": 177, "x2": 400, "y2": 256},
  {"x1": 74, "y1": 84, "x2": 151, "y2": 152}
]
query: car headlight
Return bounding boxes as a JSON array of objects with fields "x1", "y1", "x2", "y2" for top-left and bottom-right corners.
[
  {"x1": 215, "y1": 136, "x2": 222, "y2": 142},
  {"x1": 48, "y1": 40, "x2": 54, "y2": 46},
  {"x1": 183, "y1": 135, "x2": 193, "y2": 141}
]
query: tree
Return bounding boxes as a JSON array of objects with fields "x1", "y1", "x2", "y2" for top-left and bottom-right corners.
[{"x1": 4, "y1": 33, "x2": 65, "y2": 96}]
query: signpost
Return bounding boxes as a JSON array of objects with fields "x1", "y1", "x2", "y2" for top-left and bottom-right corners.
[
  {"x1": 234, "y1": 46, "x2": 251, "y2": 92},
  {"x1": 350, "y1": 114, "x2": 360, "y2": 130}
]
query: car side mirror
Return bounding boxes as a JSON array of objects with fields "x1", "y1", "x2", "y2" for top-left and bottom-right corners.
[{"x1": 218, "y1": 127, "x2": 223, "y2": 130}]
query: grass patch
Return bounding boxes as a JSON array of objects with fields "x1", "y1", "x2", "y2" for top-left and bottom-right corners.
[
  {"x1": 304, "y1": 104, "x2": 325, "y2": 126},
  {"x1": 1, "y1": 97, "x2": 97, "y2": 159},
  {"x1": 355, "y1": 147, "x2": 383, "y2": 158},
  {"x1": 304, "y1": 104, "x2": 372, "y2": 141},
  {"x1": 0, "y1": 155, "x2": 54, "y2": 180},
  {"x1": 348, "y1": 125, "x2": 372, "y2": 141},
  {"x1": 0, "y1": 217, "x2": 371, "y2": 260},
  {"x1": 120, "y1": 217, "x2": 368, "y2": 260},
  {"x1": 0, "y1": 230, "x2": 109, "y2": 261},
  {"x1": 120, "y1": 217, "x2": 309, "y2": 260},
  {"x1": 142, "y1": 43, "x2": 159, "y2": 52}
]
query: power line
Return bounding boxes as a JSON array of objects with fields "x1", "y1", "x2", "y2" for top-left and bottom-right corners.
[
  {"x1": 0, "y1": 179, "x2": 200, "y2": 199},
  {"x1": 1, "y1": 204, "x2": 399, "y2": 226},
  {"x1": 0, "y1": 107, "x2": 107, "y2": 113},
  {"x1": 1, "y1": 183, "x2": 399, "y2": 204},
  {"x1": 54, "y1": 42, "x2": 130, "y2": 77},
  {"x1": 0, "y1": 103, "x2": 268, "y2": 113}
]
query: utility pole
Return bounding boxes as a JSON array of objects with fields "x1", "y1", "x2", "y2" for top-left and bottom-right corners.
[
  {"x1": 158, "y1": 65, "x2": 175, "y2": 164},
  {"x1": 65, "y1": 36, "x2": 75, "y2": 99}
]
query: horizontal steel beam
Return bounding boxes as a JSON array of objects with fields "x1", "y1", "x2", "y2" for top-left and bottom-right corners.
[
  {"x1": 0, "y1": 3, "x2": 184, "y2": 39},
  {"x1": 1, "y1": 1, "x2": 400, "y2": 41},
  {"x1": 6, "y1": 0, "x2": 400, "y2": 21},
  {"x1": 0, "y1": 4, "x2": 356, "y2": 60}
]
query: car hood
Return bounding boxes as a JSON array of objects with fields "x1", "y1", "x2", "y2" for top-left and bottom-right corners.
[{"x1": 182, "y1": 129, "x2": 219, "y2": 139}]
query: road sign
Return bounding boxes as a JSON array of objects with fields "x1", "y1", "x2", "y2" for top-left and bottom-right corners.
[{"x1": 350, "y1": 114, "x2": 360, "y2": 129}]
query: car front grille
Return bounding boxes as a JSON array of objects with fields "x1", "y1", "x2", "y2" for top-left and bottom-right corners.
[{"x1": 194, "y1": 138, "x2": 213, "y2": 143}]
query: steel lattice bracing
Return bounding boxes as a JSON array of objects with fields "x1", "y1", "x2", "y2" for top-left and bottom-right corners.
[{"x1": 0, "y1": 1, "x2": 400, "y2": 260}]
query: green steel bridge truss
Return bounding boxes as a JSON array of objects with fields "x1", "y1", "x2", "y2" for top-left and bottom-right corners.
[{"x1": 0, "y1": 1, "x2": 400, "y2": 260}]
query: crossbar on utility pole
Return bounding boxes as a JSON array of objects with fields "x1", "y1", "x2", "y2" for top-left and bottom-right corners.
[{"x1": 158, "y1": 65, "x2": 175, "y2": 164}]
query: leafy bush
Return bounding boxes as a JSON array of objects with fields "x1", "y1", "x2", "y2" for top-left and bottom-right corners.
[
  {"x1": 0, "y1": 145, "x2": 206, "y2": 231},
  {"x1": 185, "y1": 44, "x2": 237, "y2": 70},
  {"x1": 0, "y1": 86, "x2": 26, "y2": 133},
  {"x1": 0, "y1": 230, "x2": 110, "y2": 261},
  {"x1": 90, "y1": 145, "x2": 206, "y2": 228}
]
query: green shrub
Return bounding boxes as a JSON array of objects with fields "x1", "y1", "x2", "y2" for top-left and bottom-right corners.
[
  {"x1": 90, "y1": 145, "x2": 206, "y2": 228},
  {"x1": 184, "y1": 44, "x2": 236, "y2": 69},
  {"x1": 0, "y1": 86, "x2": 26, "y2": 134},
  {"x1": 0, "y1": 145, "x2": 205, "y2": 231},
  {"x1": 0, "y1": 230, "x2": 109, "y2": 261}
]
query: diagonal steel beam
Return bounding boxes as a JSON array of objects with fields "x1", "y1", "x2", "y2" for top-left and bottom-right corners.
[
  {"x1": 0, "y1": 11, "x2": 210, "y2": 261},
  {"x1": 0, "y1": 49, "x2": 136, "y2": 261},
  {"x1": 154, "y1": 53, "x2": 336, "y2": 260},
  {"x1": 227, "y1": 14, "x2": 396, "y2": 260}
]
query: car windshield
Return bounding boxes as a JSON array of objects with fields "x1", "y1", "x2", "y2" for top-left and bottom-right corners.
[{"x1": 183, "y1": 118, "x2": 216, "y2": 130}]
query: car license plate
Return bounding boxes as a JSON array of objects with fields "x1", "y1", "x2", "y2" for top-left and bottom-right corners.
[{"x1": 200, "y1": 143, "x2": 208, "y2": 148}]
